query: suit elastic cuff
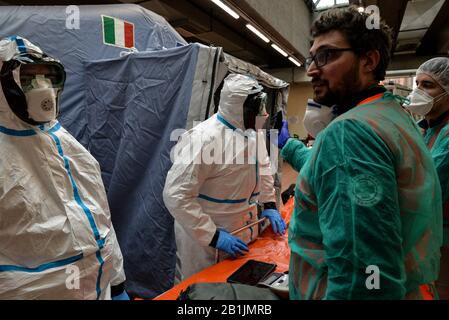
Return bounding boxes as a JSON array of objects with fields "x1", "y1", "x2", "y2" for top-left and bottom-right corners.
[
  {"x1": 209, "y1": 229, "x2": 220, "y2": 248},
  {"x1": 263, "y1": 202, "x2": 277, "y2": 210},
  {"x1": 111, "y1": 282, "x2": 125, "y2": 297}
]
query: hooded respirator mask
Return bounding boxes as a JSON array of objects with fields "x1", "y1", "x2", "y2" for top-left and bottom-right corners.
[
  {"x1": 243, "y1": 91, "x2": 268, "y2": 131},
  {"x1": 0, "y1": 56, "x2": 65, "y2": 125}
]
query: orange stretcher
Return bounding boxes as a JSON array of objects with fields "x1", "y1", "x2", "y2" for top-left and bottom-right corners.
[{"x1": 154, "y1": 198, "x2": 295, "y2": 300}]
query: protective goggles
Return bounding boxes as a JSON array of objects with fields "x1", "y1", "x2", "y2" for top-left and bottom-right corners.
[{"x1": 19, "y1": 61, "x2": 65, "y2": 90}]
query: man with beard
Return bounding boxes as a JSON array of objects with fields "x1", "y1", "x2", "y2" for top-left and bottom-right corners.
[{"x1": 280, "y1": 6, "x2": 442, "y2": 299}]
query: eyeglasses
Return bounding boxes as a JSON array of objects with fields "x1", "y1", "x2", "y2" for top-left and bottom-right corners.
[{"x1": 305, "y1": 48, "x2": 357, "y2": 69}]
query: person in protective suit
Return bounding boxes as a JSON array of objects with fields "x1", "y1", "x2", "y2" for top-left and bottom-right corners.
[
  {"x1": 405, "y1": 57, "x2": 449, "y2": 299},
  {"x1": 163, "y1": 74, "x2": 286, "y2": 282},
  {"x1": 0, "y1": 36, "x2": 127, "y2": 300}
]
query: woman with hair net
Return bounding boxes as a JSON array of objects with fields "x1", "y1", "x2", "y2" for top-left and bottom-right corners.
[
  {"x1": 163, "y1": 74, "x2": 286, "y2": 282},
  {"x1": 0, "y1": 36, "x2": 127, "y2": 299},
  {"x1": 405, "y1": 57, "x2": 449, "y2": 299}
]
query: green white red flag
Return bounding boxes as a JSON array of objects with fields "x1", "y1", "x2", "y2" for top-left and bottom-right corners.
[{"x1": 102, "y1": 15, "x2": 135, "y2": 49}]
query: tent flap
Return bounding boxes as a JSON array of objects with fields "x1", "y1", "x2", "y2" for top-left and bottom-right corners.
[{"x1": 84, "y1": 44, "x2": 200, "y2": 298}]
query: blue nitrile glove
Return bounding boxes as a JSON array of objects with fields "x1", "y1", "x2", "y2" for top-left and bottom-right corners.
[
  {"x1": 278, "y1": 120, "x2": 291, "y2": 149},
  {"x1": 112, "y1": 290, "x2": 130, "y2": 300},
  {"x1": 261, "y1": 209, "x2": 287, "y2": 235},
  {"x1": 216, "y1": 230, "x2": 249, "y2": 257}
]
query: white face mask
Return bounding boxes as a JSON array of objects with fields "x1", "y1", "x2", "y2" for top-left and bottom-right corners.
[
  {"x1": 303, "y1": 99, "x2": 336, "y2": 138},
  {"x1": 23, "y1": 75, "x2": 59, "y2": 123},
  {"x1": 405, "y1": 88, "x2": 448, "y2": 116}
]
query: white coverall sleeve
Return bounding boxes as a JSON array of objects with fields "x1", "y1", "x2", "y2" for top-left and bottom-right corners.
[
  {"x1": 109, "y1": 224, "x2": 126, "y2": 286},
  {"x1": 163, "y1": 132, "x2": 217, "y2": 247},
  {"x1": 257, "y1": 132, "x2": 277, "y2": 204}
]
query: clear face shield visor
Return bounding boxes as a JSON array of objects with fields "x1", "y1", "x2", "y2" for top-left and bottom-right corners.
[
  {"x1": 243, "y1": 91, "x2": 268, "y2": 130},
  {"x1": 19, "y1": 61, "x2": 65, "y2": 92}
]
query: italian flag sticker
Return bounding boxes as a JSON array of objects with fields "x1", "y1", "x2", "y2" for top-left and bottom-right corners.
[{"x1": 102, "y1": 15, "x2": 135, "y2": 49}]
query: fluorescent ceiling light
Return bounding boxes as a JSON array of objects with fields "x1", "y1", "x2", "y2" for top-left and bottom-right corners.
[
  {"x1": 210, "y1": 0, "x2": 240, "y2": 19},
  {"x1": 246, "y1": 24, "x2": 270, "y2": 43},
  {"x1": 289, "y1": 57, "x2": 302, "y2": 67},
  {"x1": 314, "y1": 0, "x2": 349, "y2": 10},
  {"x1": 271, "y1": 44, "x2": 288, "y2": 57}
]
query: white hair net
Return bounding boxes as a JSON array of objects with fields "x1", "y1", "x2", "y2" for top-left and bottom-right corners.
[{"x1": 416, "y1": 57, "x2": 449, "y2": 93}]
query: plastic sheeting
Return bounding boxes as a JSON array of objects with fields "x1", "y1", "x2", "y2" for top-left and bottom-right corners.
[
  {"x1": 223, "y1": 53, "x2": 289, "y2": 90},
  {"x1": 154, "y1": 196, "x2": 435, "y2": 301},
  {"x1": 154, "y1": 198, "x2": 294, "y2": 300},
  {"x1": 0, "y1": 5, "x2": 187, "y2": 145},
  {"x1": 84, "y1": 44, "x2": 200, "y2": 298}
]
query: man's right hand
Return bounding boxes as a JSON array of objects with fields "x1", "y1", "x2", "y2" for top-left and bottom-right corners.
[{"x1": 215, "y1": 230, "x2": 249, "y2": 257}]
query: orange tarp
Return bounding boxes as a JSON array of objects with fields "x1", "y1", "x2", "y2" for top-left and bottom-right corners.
[
  {"x1": 149, "y1": 195, "x2": 434, "y2": 300},
  {"x1": 154, "y1": 197, "x2": 295, "y2": 300}
]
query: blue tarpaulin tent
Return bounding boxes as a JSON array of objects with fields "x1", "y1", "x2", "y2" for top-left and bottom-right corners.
[
  {"x1": 0, "y1": 4, "x2": 187, "y2": 146},
  {"x1": 84, "y1": 45, "x2": 200, "y2": 297}
]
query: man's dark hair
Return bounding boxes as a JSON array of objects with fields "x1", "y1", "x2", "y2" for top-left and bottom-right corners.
[{"x1": 311, "y1": 5, "x2": 393, "y2": 81}]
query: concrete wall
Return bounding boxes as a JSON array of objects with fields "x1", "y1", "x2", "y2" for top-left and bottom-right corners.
[
  {"x1": 267, "y1": 66, "x2": 310, "y2": 84},
  {"x1": 286, "y1": 82, "x2": 314, "y2": 139},
  {"x1": 389, "y1": 54, "x2": 439, "y2": 71},
  {"x1": 245, "y1": 0, "x2": 311, "y2": 59}
]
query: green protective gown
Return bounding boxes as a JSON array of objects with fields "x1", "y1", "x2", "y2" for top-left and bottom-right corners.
[
  {"x1": 282, "y1": 92, "x2": 443, "y2": 300},
  {"x1": 423, "y1": 117, "x2": 449, "y2": 244},
  {"x1": 423, "y1": 115, "x2": 449, "y2": 299}
]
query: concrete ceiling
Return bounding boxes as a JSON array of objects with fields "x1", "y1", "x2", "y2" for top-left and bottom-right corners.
[
  {"x1": 143, "y1": 0, "x2": 310, "y2": 68},
  {"x1": 0, "y1": 0, "x2": 295, "y2": 68},
  {"x1": 349, "y1": 0, "x2": 449, "y2": 57},
  {"x1": 1, "y1": 0, "x2": 447, "y2": 69},
  {"x1": 140, "y1": 0, "x2": 291, "y2": 68}
]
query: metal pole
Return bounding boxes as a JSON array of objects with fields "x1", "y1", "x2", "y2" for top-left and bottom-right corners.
[{"x1": 230, "y1": 218, "x2": 266, "y2": 236}]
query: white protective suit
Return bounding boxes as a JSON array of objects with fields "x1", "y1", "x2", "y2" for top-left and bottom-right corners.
[
  {"x1": 0, "y1": 37, "x2": 125, "y2": 299},
  {"x1": 163, "y1": 74, "x2": 276, "y2": 282}
]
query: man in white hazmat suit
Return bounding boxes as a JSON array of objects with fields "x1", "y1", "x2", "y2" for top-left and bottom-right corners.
[
  {"x1": 0, "y1": 36, "x2": 127, "y2": 300},
  {"x1": 163, "y1": 74, "x2": 286, "y2": 282}
]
